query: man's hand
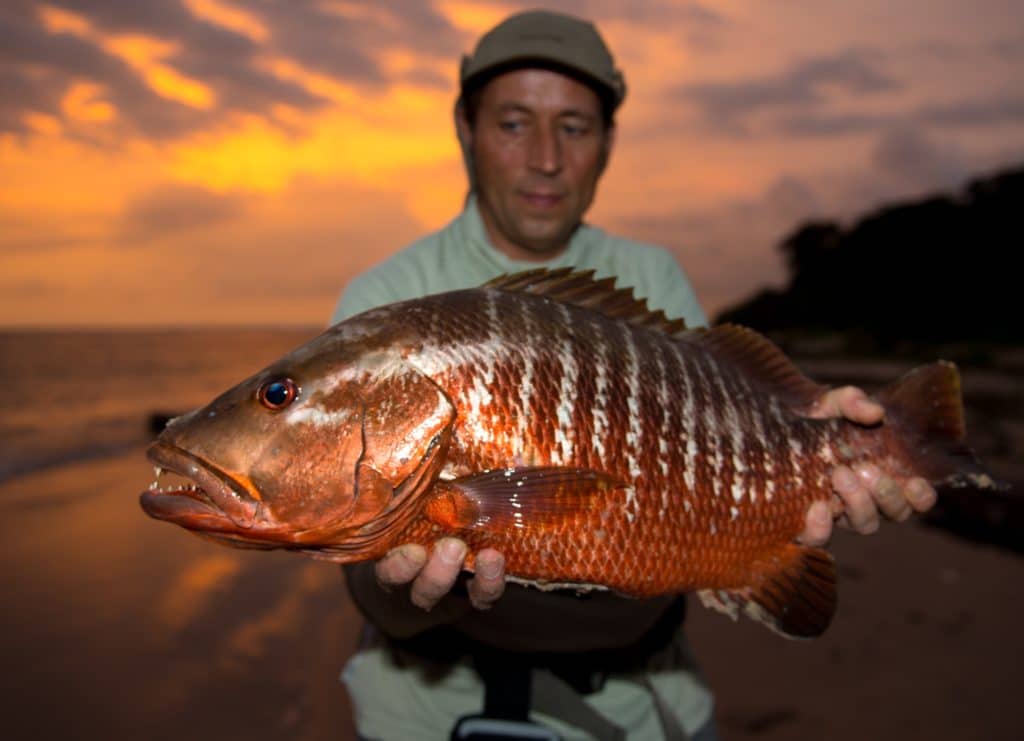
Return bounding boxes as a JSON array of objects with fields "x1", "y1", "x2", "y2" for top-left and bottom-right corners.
[
  {"x1": 375, "y1": 539, "x2": 506, "y2": 611},
  {"x1": 799, "y1": 385, "x2": 938, "y2": 547}
]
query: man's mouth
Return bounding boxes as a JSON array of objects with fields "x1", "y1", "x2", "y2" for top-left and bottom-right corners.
[{"x1": 520, "y1": 191, "x2": 563, "y2": 209}]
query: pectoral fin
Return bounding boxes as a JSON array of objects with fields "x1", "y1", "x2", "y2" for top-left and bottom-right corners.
[{"x1": 424, "y1": 466, "x2": 621, "y2": 532}]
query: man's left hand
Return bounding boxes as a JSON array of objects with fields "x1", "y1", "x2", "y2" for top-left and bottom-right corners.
[{"x1": 798, "y1": 385, "x2": 938, "y2": 547}]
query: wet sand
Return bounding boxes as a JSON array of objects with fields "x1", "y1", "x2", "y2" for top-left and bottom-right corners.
[
  {"x1": 2, "y1": 448, "x2": 1021, "y2": 740},
  {"x1": 0, "y1": 449, "x2": 360, "y2": 741}
]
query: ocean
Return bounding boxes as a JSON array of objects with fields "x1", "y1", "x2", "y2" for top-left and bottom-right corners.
[{"x1": 0, "y1": 328, "x2": 320, "y2": 482}]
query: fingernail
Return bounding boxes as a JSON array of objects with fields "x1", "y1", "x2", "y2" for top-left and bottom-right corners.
[
  {"x1": 855, "y1": 464, "x2": 881, "y2": 488},
  {"x1": 878, "y1": 477, "x2": 902, "y2": 500},
  {"x1": 477, "y1": 554, "x2": 504, "y2": 579},
  {"x1": 909, "y1": 480, "x2": 937, "y2": 509},
  {"x1": 396, "y1": 544, "x2": 422, "y2": 564},
  {"x1": 438, "y1": 539, "x2": 465, "y2": 565},
  {"x1": 833, "y1": 467, "x2": 856, "y2": 489},
  {"x1": 861, "y1": 397, "x2": 881, "y2": 413}
]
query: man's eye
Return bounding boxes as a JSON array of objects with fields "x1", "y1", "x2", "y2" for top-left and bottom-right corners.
[
  {"x1": 499, "y1": 120, "x2": 524, "y2": 132},
  {"x1": 562, "y1": 123, "x2": 588, "y2": 136}
]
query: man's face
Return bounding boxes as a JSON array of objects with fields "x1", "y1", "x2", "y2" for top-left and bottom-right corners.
[{"x1": 458, "y1": 68, "x2": 614, "y2": 260}]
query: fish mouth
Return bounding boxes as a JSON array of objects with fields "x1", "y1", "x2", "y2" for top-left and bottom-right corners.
[{"x1": 140, "y1": 442, "x2": 259, "y2": 532}]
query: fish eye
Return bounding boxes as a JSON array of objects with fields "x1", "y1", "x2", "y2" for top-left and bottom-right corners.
[{"x1": 258, "y1": 378, "x2": 299, "y2": 410}]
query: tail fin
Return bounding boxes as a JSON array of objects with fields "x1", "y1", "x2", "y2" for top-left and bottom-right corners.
[{"x1": 877, "y1": 361, "x2": 1000, "y2": 490}]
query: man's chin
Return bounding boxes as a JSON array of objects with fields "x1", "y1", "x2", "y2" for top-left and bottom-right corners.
[{"x1": 511, "y1": 219, "x2": 578, "y2": 257}]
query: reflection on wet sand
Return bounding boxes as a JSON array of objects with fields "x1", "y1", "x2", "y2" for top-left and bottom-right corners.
[{"x1": 0, "y1": 448, "x2": 361, "y2": 741}]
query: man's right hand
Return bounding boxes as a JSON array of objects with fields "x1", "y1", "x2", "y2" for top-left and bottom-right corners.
[{"x1": 375, "y1": 539, "x2": 507, "y2": 611}]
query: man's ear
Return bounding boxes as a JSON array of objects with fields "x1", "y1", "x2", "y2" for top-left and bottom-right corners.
[
  {"x1": 598, "y1": 124, "x2": 616, "y2": 176},
  {"x1": 454, "y1": 101, "x2": 473, "y2": 157},
  {"x1": 454, "y1": 101, "x2": 476, "y2": 188}
]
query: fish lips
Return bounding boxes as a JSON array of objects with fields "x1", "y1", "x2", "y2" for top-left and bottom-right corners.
[{"x1": 140, "y1": 442, "x2": 259, "y2": 532}]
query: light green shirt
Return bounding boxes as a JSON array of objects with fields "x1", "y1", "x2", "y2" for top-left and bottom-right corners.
[
  {"x1": 334, "y1": 198, "x2": 714, "y2": 740},
  {"x1": 332, "y1": 196, "x2": 707, "y2": 327}
]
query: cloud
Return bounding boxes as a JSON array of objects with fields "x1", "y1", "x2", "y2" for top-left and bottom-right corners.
[
  {"x1": 921, "y1": 96, "x2": 1024, "y2": 128},
  {"x1": 610, "y1": 174, "x2": 824, "y2": 316},
  {"x1": 679, "y1": 48, "x2": 899, "y2": 133},
  {"x1": 118, "y1": 183, "x2": 249, "y2": 245},
  {"x1": 494, "y1": 0, "x2": 729, "y2": 50},
  {"x1": 872, "y1": 127, "x2": 969, "y2": 192},
  {"x1": 0, "y1": 0, "x2": 467, "y2": 141},
  {"x1": 991, "y1": 33, "x2": 1024, "y2": 60},
  {"x1": 565, "y1": 0, "x2": 726, "y2": 26},
  {"x1": 771, "y1": 93, "x2": 1024, "y2": 139}
]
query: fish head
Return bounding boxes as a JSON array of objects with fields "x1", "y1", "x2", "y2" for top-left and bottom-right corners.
[{"x1": 140, "y1": 320, "x2": 455, "y2": 555}]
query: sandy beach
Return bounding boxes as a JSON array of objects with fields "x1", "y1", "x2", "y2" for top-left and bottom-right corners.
[{"x1": 2, "y1": 441, "x2": 1021, "y2": 740}]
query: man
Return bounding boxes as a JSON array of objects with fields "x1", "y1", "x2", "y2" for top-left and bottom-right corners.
[{"x1": 333, "y1": 10, "x2": 936, "y2": 740}]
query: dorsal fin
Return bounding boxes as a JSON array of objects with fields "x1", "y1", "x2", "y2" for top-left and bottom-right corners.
[
  {"x1": 681, "y1": 324, "x2": 826, "y2": 411},
  {"x1": 484, "y1": 268, "x2": 689, "y2": 338}
]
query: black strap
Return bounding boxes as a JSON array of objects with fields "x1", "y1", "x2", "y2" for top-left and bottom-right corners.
[
  {"x1": 474, "y1": 648, "x2": 532, "y2": 721},
  {"x1": 471, "y1": 653, "x2": 688, "y2": 740}
]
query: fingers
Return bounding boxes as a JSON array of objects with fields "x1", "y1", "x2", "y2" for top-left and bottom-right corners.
[
  {"x1": 467, "y1": 549, "x2": 505, "y2": 610},
  {"x1": 798, "y1": 500, "x2": 834, "y2": 547},
  {"x1": 375, "y1": 543, "x2": 428, "y2": 589},
  {"x1": 906, "y1": 477, "x2": 938, "y2": 513},
  {"x1": 375, "y1": 540, "x2": 511, "y2": 613},
  {"x1": 826, "y1": 464, "x2": 939, "y2": 538},
  {"x1": 830, "y1": 465, "x2": 880, "y2": 534},
  {"x1": 408, "y1": 538, "x2": 467, "y2": 611},
  {"x1": 854, "y1": 463, "x2": 913, "y2": 522},
  {"x1": 809, "y1": 386, "x2": 884, "y2": 425}
]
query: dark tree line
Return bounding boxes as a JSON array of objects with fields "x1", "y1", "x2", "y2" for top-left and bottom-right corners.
[{"x1": 716, "y1": 164, "x2": 1023, "y2": 346}]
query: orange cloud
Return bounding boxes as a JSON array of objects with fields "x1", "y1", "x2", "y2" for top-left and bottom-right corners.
[
  {"x1": 183, "y1": 0, "x2": 269, "y2": 43},
  {"x1": 38, "y1": 3, "x2": 215, "y2": 112},
  {"x1": 61, "y1": 81, "x2": 117, "y2": 123},
  {"x1": 37, "y1": 3, "x2": 91, "y2": 36}
]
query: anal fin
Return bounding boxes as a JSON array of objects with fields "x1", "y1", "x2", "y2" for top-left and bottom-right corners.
[{"x1": 698, "y1": 544, "x2": 837, "y2": 639}]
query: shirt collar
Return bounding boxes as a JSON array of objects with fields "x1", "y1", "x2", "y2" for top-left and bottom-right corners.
[{"x1": 458, "y1": 195, "x2": 594, "y2": 272}]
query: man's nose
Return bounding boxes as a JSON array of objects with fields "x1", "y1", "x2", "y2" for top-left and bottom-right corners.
[{"x1": 527, "y1": 126, "x2": 562, "y2": 175}]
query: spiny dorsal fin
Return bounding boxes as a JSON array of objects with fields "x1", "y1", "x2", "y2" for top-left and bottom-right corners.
[
  {"x1": 484, "y1": 268, "x2": 689, "y2": 338},
  {"x1": 681, "y1": 324, "x2": 827, "y2": 412}
]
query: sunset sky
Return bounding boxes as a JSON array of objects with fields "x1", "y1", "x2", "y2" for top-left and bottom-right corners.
[{"x1": 2, "y1": 0, "x2": 1022, "y2": 327}]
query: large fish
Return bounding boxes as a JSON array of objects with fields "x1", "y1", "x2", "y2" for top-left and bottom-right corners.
[{"x1": 141, "y1": 269, "x2": 994, "y2": 638}]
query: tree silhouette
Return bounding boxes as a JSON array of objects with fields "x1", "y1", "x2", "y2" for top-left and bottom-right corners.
[{"x1": 717, "y1": 164, "x2": 1022, "y2": 346}]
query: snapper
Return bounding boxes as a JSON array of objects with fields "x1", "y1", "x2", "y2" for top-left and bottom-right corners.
[{"x1": 140, "y1": 269, "x2": 994, "y2": 638}]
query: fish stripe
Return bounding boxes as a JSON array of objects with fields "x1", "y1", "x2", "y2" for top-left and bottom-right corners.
[{"x1": 552, "y1": 303, "x2": 579, "y2": 466}]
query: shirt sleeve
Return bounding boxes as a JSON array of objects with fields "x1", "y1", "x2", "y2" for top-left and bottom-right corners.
[{"x1": 331, "y1": 270, "x2": 407, "y2": 324}]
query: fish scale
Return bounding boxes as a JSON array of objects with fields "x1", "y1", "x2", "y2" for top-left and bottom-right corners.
[
  {"x1": 140, "y1": 268, "x2": 997, "y2": 638},
  {"x1": 401, "y1": 286, "x2": 837, "y2": 591}
]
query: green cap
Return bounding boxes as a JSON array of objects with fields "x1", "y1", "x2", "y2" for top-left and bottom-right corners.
[{"x1": 459, "y1": 10, "x2": 626, "y2": 109}]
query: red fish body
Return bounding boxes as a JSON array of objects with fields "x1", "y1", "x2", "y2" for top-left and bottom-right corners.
[{"x1": 141, "y1": 269, "x2": 992, "y2": 637}]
